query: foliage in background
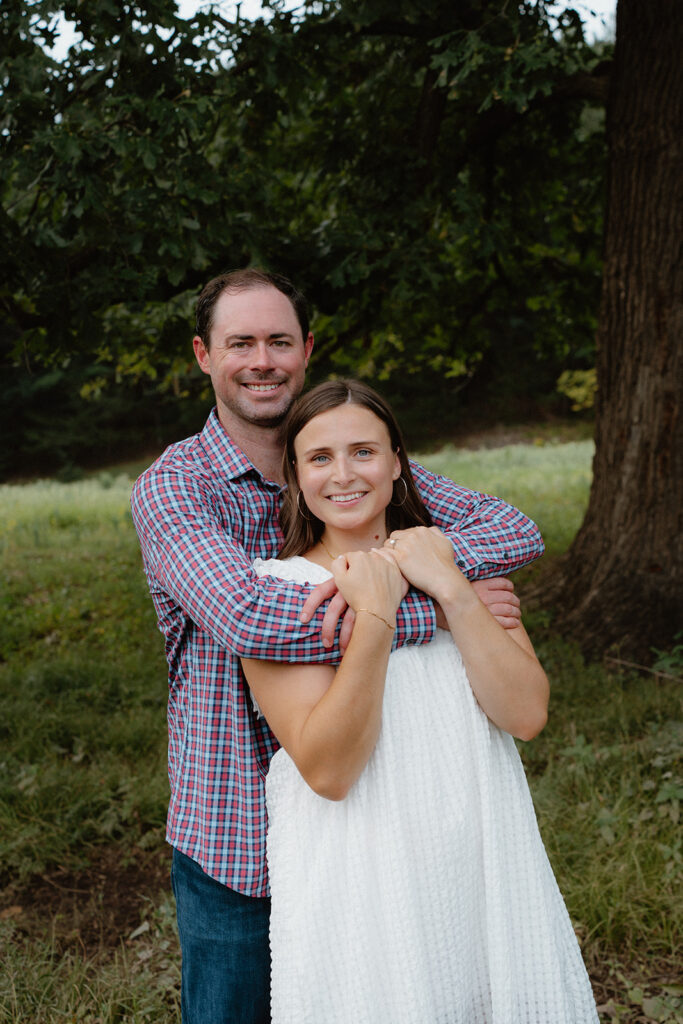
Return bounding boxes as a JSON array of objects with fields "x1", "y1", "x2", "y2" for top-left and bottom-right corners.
[
  {"x1": 557, "y1": 367, "x2": 598, "y2": 410},
  {"x1": 1, "y1": 0, "x2": 608, "y2": 472},
  {"x1": 0, "y1": 354, "x2": 213, "y2": 479}
]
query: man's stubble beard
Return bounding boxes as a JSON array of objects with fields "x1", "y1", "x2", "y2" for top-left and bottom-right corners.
[{"x1": 222, "y1": 384, "x2": 303, "y2": 431}]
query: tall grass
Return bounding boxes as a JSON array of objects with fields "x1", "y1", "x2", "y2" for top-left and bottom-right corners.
[{"x1": 1, "y1": 445, "x2": 681, "y2": 1023}]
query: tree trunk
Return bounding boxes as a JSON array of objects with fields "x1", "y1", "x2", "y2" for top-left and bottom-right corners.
[{"x1": 537, "y1": 0, "x2": 683, "y2": 660}]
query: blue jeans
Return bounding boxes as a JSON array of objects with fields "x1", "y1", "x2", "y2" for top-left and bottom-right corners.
[{"x1": 171, "y1": 847, "x2": 271, "y2": 1024}]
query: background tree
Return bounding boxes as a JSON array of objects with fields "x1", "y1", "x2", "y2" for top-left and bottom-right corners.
[{"x1": 535, "y1": 0, "x2": 682, "y2": 659}]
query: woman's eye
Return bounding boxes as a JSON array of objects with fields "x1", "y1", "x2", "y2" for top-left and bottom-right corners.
[
  {"x1": 312, "y1": 455, "x2": 329, "y2": 465},
  {"x1": 355, "y1": 448, "x2": 372, "y2": 457}
]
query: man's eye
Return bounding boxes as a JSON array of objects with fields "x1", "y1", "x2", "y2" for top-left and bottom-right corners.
[{"x1": 273, "y1": 339, "x2": 291, "y2": 347}]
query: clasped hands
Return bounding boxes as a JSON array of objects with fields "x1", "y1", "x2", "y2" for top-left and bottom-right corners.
[{"x1": 300, "y1": 527, "x2": 521, "y2": 651}]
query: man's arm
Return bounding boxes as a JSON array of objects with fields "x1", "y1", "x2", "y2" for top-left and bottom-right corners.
[
  {"x1": 409, "y1": 460, "x2": 544, "y2": 578},
  {"x1": 130, "y1": 464, "x2": 433, "y2": 664}
]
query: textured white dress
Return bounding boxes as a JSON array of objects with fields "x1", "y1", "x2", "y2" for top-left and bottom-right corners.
[{"x1": 253, "y1": 557, "x2": 599, "y2": 1024}]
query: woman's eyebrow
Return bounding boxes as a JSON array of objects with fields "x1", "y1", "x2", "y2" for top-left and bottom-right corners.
[
  {"x1": 301, "y1": 444, "x2": 331, "y2": 456},
  {"x1": 301, "y1": 439, "x2": 380, "y2": 456}
]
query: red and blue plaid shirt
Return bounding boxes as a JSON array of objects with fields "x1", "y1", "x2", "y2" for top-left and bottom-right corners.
[{"x1": 131, "y1": 409, "x2": 543, "y2": 896}]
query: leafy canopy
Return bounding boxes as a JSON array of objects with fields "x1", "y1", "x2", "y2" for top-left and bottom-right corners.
[{"x1": 1, "y1": 0, "x2": 609, "y2": 393}]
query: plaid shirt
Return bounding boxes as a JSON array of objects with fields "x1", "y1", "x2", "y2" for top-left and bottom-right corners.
[{"x1": 131, "y1": 409, "x2": 543, "y2": 896}]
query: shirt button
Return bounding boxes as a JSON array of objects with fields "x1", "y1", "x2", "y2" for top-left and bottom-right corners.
[{"x1": 457, "y1": 559, "x2": 466, "y2": 568}]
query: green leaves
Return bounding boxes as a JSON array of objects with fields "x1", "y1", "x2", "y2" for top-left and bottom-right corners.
[{"x1": 1, "y1": 0, "x2": 610, "y2": 405}]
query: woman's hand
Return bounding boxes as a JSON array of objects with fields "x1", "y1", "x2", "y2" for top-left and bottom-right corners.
[
  {"x1": 382, "y1": 527, "x2": 469, "y2": 606},
  {"x1": 330, "y1": 549, "x2": 404, "y2": 626}
]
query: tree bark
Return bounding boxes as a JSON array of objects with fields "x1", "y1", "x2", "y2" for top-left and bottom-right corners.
[{"x1": 536, "y1": 0, "x2": 683, "y2": 660}]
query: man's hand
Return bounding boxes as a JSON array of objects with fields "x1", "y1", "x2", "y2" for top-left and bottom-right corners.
[
  {"x1": 301, "y1": 566, "x2": 410, "y2": 651},
  {"x1": 300, "y1": 579, "x2": 347, "y2": 648},
  {"x1": 471, "y1": 577, "x2": 521, "y2": 629}
]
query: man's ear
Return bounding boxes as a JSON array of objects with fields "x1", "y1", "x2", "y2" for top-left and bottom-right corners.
[
  {"x1": 193, "y1": 336, "x2": 210, "y2": 375},
  {"x1": 304, "y1": 332, "x2": 314, "y2": 367}
]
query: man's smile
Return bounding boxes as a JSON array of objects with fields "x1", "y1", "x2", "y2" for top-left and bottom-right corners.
[{"x1": 242, "y1": 382, "x2": 282, "y2": 392}]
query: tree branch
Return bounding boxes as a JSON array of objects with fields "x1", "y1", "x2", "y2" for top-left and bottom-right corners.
[
  {"x1": 604, "y1": 656, "x2": 681, "y2": 682},
  {"x1": 413, "y1": 66, "x2": 448, "y2": 183}
]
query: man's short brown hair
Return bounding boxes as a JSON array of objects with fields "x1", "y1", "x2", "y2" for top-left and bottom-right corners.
[{"x1": 195, "y1": 269, "x2": 310, "y2": 349}]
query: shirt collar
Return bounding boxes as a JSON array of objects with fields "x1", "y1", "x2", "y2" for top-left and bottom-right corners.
[{"x1": 199, "y1": 408, "x2": 280, "y2": 486}]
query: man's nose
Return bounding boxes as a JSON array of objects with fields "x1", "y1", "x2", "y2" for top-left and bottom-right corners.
[{"x1": 250, "y1": 342, "x2": 275, "y2": 372}]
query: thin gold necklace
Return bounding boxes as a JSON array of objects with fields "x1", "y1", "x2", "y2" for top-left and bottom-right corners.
[{"x1": 319, "y1": 536, "x2": 337, "y2": 561}]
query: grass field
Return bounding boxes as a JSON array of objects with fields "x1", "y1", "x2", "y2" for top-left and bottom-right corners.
[{"x1": 1, "y1": 440, "x2": 681, "y2": 1023}]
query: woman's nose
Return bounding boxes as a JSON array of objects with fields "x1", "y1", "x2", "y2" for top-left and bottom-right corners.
[{"x1": 330, "y1": 455, "x2": 353, "y2": 483}]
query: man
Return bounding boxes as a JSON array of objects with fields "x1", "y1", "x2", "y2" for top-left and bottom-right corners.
[{"x1": 131, "y1": 268, "x2": 543, "y2": 1024}]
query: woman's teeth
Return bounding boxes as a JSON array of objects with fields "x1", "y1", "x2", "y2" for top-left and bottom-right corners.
[{"x1": 328, "y1": 492, "x2": 365, "y2": 503}]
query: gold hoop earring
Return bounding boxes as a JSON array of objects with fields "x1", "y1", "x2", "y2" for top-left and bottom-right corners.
[
  {"x1": 297, "y1": 490, "x2": 313, "y2": 520},
  {"x1": 391, "y1": 477, "x2": 408, "y2": 507}
]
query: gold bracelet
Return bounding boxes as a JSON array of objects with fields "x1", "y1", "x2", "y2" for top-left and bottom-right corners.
[{"x1": 356, "y1": 608, "x2": 396, "y2": 631}]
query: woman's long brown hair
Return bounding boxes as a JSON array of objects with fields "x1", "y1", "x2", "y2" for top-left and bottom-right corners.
[{"x1": 279, "y1": 379, "x2": 433, "y2": 558}]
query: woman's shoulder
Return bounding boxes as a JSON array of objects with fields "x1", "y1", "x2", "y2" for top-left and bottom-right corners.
[{"x1": 253, "y1": 555, "x2": 333, "y2": 585}]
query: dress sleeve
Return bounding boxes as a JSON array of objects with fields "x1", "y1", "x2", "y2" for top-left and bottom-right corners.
[{"x1": 409, "y1": 460, "x2": 544, "y2": 579}]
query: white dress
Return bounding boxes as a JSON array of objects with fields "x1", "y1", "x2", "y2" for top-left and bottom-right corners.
[{"x1": 253, "y1": 557, "x2": 599, "y2": 1024}]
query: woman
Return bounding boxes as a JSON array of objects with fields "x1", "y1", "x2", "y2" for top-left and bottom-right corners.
[{"x1": 241, "y1": 380, "x2": 598, "y2": 1024}]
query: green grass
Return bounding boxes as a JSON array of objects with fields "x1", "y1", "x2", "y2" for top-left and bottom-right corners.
[
  {"x1": 1, "y1": 445, "x2": 681, "y2": 1023},
  {"x1": 0, "y1": 473, "x2": 168, "y2": 882},
  {"x1": 419, "y1": 438, "x2": 594, "y2": 556}
]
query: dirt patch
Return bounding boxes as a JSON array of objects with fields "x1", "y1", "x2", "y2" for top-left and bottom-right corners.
[
  {"x1": 0, "y1": 843, "x2": 172, "y2": 955},
  {"x1": 584, "y1": 946, "x2": 681, "y2": 1023}
]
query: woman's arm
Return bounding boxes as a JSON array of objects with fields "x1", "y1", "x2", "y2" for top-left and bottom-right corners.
[
  {"x1": 382, "y1": 527, "x2": 549, "y2": 741},
  {"x1": 241, "y1": 551, "x2": 404, "y2": 801}
]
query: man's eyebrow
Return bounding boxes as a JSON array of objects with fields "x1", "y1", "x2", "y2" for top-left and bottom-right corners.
[{"x1": 226, "y1": 331, "x2": 295, "y2": 340}]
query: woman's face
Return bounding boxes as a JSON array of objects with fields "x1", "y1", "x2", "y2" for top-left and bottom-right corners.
[{"x1": 293, "y1": 403, "x2": 401, "y2": 537}]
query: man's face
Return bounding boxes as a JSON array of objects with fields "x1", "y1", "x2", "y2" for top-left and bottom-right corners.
[{"x1": 193, "y1": 286, "x2": 314, "y2": 431}]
